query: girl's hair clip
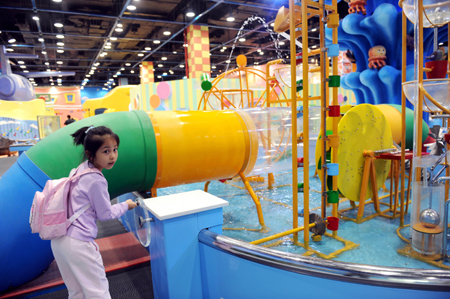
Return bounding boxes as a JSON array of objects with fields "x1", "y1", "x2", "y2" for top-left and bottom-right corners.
[{"x1": 85, "y1": 126, "x2": 95, "y2": 134}]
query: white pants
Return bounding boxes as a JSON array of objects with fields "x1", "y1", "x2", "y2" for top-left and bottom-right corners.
[{"x1": 51, "y1": 235, "x2": 111, "y2": 299}]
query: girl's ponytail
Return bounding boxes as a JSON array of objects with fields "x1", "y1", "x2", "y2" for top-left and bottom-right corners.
[{"x1": 71, "y1": 126, "x2": 91, "y2": 146}]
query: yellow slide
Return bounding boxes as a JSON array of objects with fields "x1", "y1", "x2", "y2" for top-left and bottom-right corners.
[{"x1": 82, "y1": 86, "x2": 133, "y2": 118}]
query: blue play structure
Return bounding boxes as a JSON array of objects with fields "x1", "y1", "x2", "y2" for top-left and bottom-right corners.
[
  {"x1": 326, "y1": 1, "x2": 448, "y2": 106},
  {"x1": 121, "y1": 190, "x2": 450, "y2": 299}
]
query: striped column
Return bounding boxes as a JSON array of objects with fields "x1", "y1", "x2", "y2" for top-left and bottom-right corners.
[
  {"x1": 186, "y1": 25, "x2": 210, "y2": 79},
  {"x1": 140, "y1": 61, "x2": 154, "y2": 84}
]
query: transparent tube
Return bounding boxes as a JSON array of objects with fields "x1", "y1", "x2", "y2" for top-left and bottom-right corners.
[
  {"x1": 236, "y1": 108, "x2": 294, "y2": 176},
  {"x1": 403, "y1": 0, "x2": 450, "y2": 28},
  {"x1": 235, "y1": 107, "x2": 320, "y2": 177}
]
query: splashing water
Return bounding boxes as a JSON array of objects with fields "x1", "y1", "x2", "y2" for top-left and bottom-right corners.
[{"x1": 225, "y1": 15, "x2": 284, "y2": 73}]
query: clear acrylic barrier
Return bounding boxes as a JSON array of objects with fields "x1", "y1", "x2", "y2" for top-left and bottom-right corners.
[
  {"x1": 403, "y1": 0, "x2": 450, "y2": 27},
  {"x1": 402, "y1": 79, "x2": 450, "y2": 112}
]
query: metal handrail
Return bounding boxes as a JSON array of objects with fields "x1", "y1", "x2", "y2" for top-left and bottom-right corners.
[{"x1": 198, "y1": 229, "x2": 450, "y2": 291}]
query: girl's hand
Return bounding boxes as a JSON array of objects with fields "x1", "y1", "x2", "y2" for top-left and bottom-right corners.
[{"x1": 126, "y1": 199, "x2": 138, "y2": 210}]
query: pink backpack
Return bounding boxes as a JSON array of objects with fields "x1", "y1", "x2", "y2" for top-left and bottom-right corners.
[{"x1": 29, "y1": 165, "x2": 103, "y2": 240}]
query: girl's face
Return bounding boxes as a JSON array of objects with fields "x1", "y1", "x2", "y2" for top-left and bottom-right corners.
[{"x1": 91, "y1": 136, "x2": 118, "y2": 171}]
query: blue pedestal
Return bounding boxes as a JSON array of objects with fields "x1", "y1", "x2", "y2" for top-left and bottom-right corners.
[{"x1": 139, "y1": 190, "x2": 228, "y2": 299}]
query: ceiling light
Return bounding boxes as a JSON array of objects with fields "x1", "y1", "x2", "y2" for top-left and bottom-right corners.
[
  {"x1": 110, "y1": 37, "x2": 117, "y2": 40},
  {"x1": 38, "y1": 38, "x2": 44, "y2": 42},
  {"x1": 56, "y1": 35, "x2": 64, "y2": 39},
  {"x1": 183, "y1": 43, "x2": 188, "y2": 47},
  {"x1": 439, "y1": 42, "x2": 444, "y2": 46},
  {"x1": 6, "y1": 48, "x2": 13, "y2": 52},
  {"x1": 158, "y1": 64, "x2": 163, "y2": 67},
  {"x1": 254, "y1": 62, "x2": 259, "y2": 65},
  {"x1": 163, "y1": 30, "x2": 171, "y2": 36},
  {"x1": 58, "y1": 84, "x2": 62, "y2": 86},
  {"x1": 23, "y1": 70, "x2": 29, "y2": 73},
  {"x1": 270, "y1": 23, "x2": 274, "y2": 27},
  {"x1": 18, "y1": 61, "x2": 24, "y2": 64},
  {"x1": 226, "y1": 16, "x2": 235, "y2": 22},
  {"x1": 173, "y1": 51, "x2": 177, "y2": 54},
  {"x1": 257, "y1": 48, "x2": 261, "y2": 52},
  {"x1": 169, "y1": 70, "x2": 174, "y2": 74},
  {"x1": 279, "y1": 41, "x2": 285, "y2": 45},
  {"x1": 57, "y1": 49, "x2": 64, "y2": 53},
  {"x1": 102, "y1": 52, "x2": 107, "y2": 55},
  {"x1": 222, "y1": 46, "x2": 227, "y2": 50},
  {"x1": 225, "y1": 60, "x2": 231, "y2": 63},
  {"x1": 117, "y1": 23, "x2": 123, "y2": 28},
  {"x1": 109, "y1": 78, "x2": 114, "y2": 81},
  {"x1": 138, "y1": 53, "x2": 144, "y2": 56},
  {"x1": 153, "y1": 40, "x2": 160, "y2": 44},
  {"x1": 220, "y1": 49, "x2": 225, "y2": 52},
  {"x1": 91, "y1": 67, "x2": 97, "y2": 70},
  {"x1": 95, "y1": 62, "x2": 100, "y2": 66},
  {"x1": 259, "y1": 52, "x2": 264, "y2": 55},
  {"x1": 57, "y1": 61, "x2": 63, "y2": 64},
  {"x1": 113, "y1": 75, "x2": 117, "y2": 78},
  {"x1": 239, "y1": 37, "x2": 245, "y2": 42},
  {"x1": 186, "y1": 11, "x2": 195, "y2": 18},
  {"x1": 42, "y1": 51, "x2": 47, "y2": 54},
  {"x1": 145, "y1": 47, "x2": 151, "y2": 51},
  {"x1": 32, "y1": 16, "x2": 39, "y2": 21},
  {"x1": 127, "y1": 5, "x2": 136, "y2": 10},
  {"x1": 86, "y1": 75, "x2": 90, "y2": 77},
  {"x1": 57, "y1": 42, "x2": 64, "y2": 46},
  {"x1": 8, "y1": 39, "x2": 16, "y2": 43},
  {"x1": 161, "y1": 57, "x2": 167, "y2": 60},
  {"x1": 157, "y1": 75, "x2": 162, "y2": 78},
  {"x1": 311, "y1": 28, "x2": 317, "y2": 32},
  {"x1": 209, "y1": 53, "x2": 211, "y2": 55},
  {"x1": 131, "y1": 70, "x2": 135, "y2": 73},
  {"x1": 116, "y1": 72, "x2": 121, "y2": 75},
  {"x1": 121, "y1": 68, "x2": 125, "y2": 70},
  {"x1": 54, "y1": 23, "x2": 63, "y2": 28},
  {"x1": 311, "y1": 45, "x2": 317, "y2": 48},
  {"x1": 212, "y1": 65, "x2": 216, "y2": 69},
  {"x1": 180, "y1": 64, "x2": 184, "y2": 68},
  {"x1": 105, "y1": 45, "x2": 111, "y2": 49},
  {"x1": 125, "y1": 63, "x2": 131, "y2": 66},
  {"x1": 20, "y1": 65, "x2": 26, "y2": 68},
  {"x1": 47, "y1": 69, "x2": 51, "y2": 72},
  {"x1": 115, "y1": 28, "x2": 123, "y2": 32},
  {"x1": 45, "y1": 62, "x2": 49, "y2": 65},
  {"x1": 52, "y1": 0, "x2": 62, "y2": 2}
]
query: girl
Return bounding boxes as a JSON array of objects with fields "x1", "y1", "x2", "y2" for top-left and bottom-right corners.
[{"x1": 51, "y1": 125, "x2": 137, "y2": 299}]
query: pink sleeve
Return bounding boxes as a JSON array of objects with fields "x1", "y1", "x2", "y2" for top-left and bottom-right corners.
[{"x1": 87, "y1": 181, "x2": 129, "y2": 221}]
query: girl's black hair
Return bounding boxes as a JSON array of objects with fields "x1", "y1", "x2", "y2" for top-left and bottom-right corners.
[{"x1": 71, "y1": 126, "x2": 120, "y2": 162}]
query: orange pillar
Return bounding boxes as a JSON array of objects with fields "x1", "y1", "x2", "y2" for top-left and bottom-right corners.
[
  {"x1": 186, "y1": 25, "x2": 210, "y2": 79},
  {"x1": 140, "y1": 61, "x2": 154, "y2": 84}
]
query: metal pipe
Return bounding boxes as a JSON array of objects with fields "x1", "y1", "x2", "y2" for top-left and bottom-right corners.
[
  {"x1": 132, "y1": 1, "x2": 223, "y2": 68},
  {"x1": 431, "y1": 165, "x2": 449, "y2": 185},
  {"x1": 198, "y1": 229, "x2": 450, "y2": 290}
]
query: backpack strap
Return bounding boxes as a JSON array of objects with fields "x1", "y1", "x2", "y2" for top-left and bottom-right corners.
[
  {"x1": 67, "y1": 203, "x2": 91, "y2": 227},
  {"x1": 65, "y1": 166, "x2": 104, "y2": 227}
]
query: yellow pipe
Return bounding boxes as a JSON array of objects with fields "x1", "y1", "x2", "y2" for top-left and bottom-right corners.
[
  {"x1": 250, "y1": 222, "x2": 316, "y2": 245},
  {"x1": 420, "y1": 85, "x2": 450, "y2": 115},
  {"x1": 289, "y1": 0, "x2": 300, "y2": 243},
  {"x1": 400, "y1": 11, "x2": 406, "y2": 228},
  {"x1": 239, "y1": 172, "x2": 265, "y2": 227},
  {"x1": 332, "y1": 0, "x2": 339, "y2": 237},
  {"x1": 301, "y1": 0, "x2": 310, "y2": 248},
  {"x1": 151, "y1": 110, "x2": 258, "y2": 188}
]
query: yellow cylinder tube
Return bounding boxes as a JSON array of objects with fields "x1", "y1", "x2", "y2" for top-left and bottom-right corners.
[{"x1": 150, "y1": 110, "x2": 257, "y2": 188}]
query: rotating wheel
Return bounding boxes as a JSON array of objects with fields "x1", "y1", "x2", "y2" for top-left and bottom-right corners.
[
  {"x1": 133, "y1": 198, "x2": 153, "y2": 247},
  {"x1": 315, "y1": 104, "x2": 392, "y2": 202}
]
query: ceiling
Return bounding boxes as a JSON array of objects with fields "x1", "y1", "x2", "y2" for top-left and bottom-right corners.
[{"x1": 0, "y1": 0, "x2": 349, "y2": 89}]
